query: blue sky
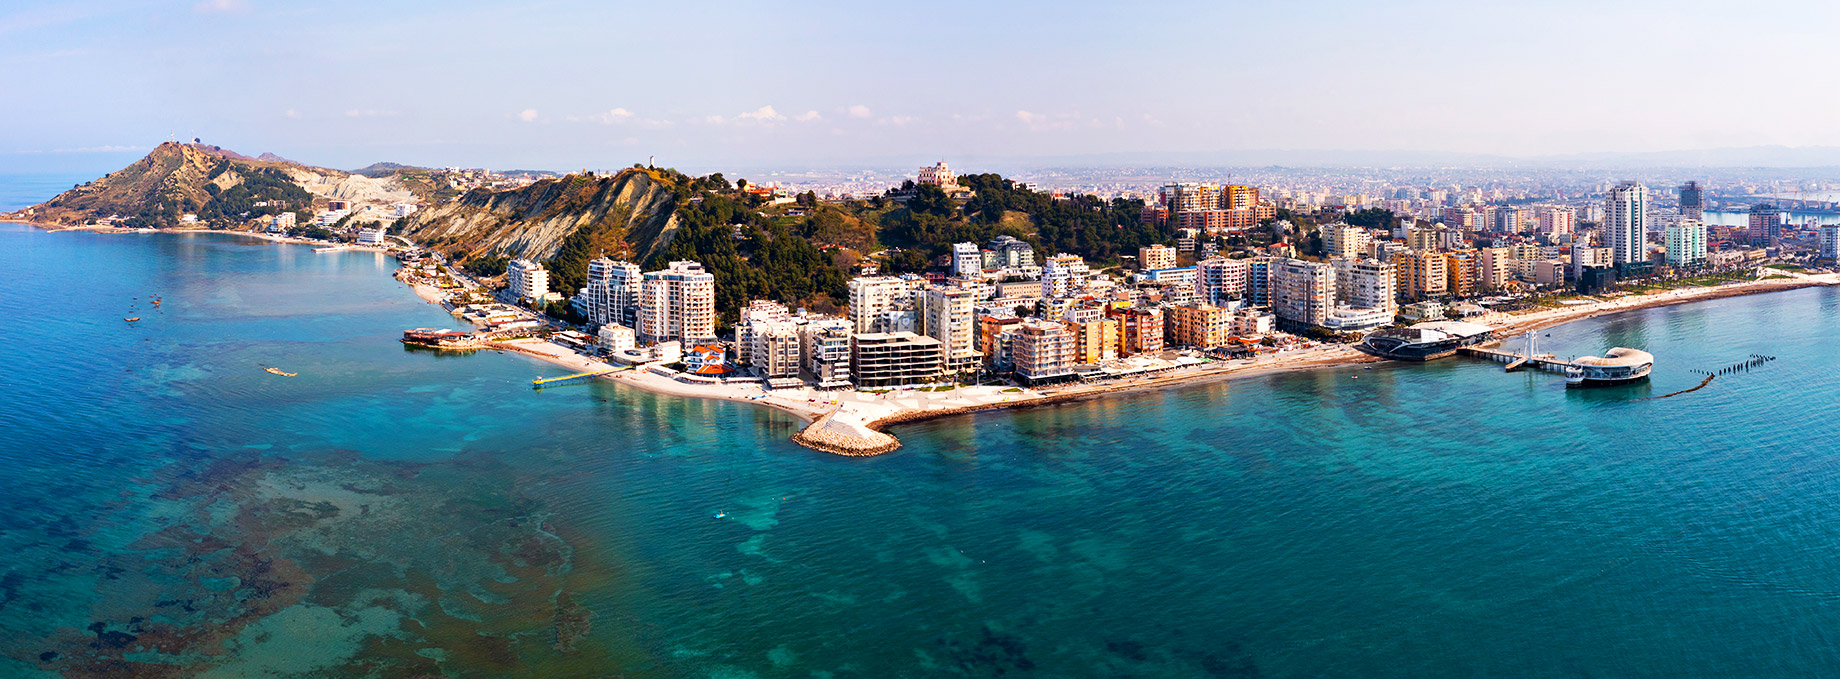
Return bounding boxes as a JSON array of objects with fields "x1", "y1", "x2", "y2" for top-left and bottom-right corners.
[{"x1": 3, "y1": 0, "x2": 1836, "y2": 174}]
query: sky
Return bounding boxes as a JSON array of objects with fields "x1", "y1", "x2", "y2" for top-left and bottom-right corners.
[{"x1": 4, "y1": 0, "x2": 1840, "y2": 175}]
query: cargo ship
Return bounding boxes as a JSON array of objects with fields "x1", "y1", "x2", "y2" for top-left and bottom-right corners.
[
  {"x1": 1358, "y1": 321, "x2": 1494, "y2": 361},
  {"x1": 1565, "y1": 348, "x2": 1653, "y2": 387}
]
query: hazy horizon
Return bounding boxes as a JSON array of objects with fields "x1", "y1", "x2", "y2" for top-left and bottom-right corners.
[{"x1": 8, "y1": 0, "x2": 1840, "y2": 174}]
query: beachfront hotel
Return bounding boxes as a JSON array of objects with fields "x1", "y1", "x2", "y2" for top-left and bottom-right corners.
[{"x1": 636, "y1": 260, "x2": 716, "y2": 344}]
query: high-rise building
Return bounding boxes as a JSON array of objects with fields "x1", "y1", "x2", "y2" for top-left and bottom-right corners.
[
  {"x1": 921, "y1": 286, "x2": 982, "y2": 373},
  {"x1": 1138, "y1": 244, "x2": 1178, "y2": 272},
  {"x1": 801, "y1": 321, "x2": 854, "y2": 389},
  {"x1": 1011, "y1": 319, "x2": 1074, "y2": 384},
  {"x1": 1062, "y1": 314, "x2": 1119, "y2": 365},
  {"x1": 1666, "y1": 219, "x2": 1708, "y2": 267},
  {"x1": 636, "y1": 260, "x2": 716, "y2": 344},
  {"x1": 1165, "y1": 303, "x2": 1234, "y2": 349},
  {"x1": 1391, "y1": 249, "x2": 1448, "y2": 299},
  {"x1": 1443, "y1": 250, "x2": 1478, "y2": 297},
  {"x1": 506, "y1": 259, "x2": 550, "y2": 306},
  {"x1": 1476, "y1": 247, "x2": 1513, "y2": 292},
  {"x1": 734, "y1": 300, "x2": 792, "y2": 366},
  {"x1": 1604, "y1": 181, "x2": 1649, "y2": 266},
  {"x1": 1321, "y1": 223, "x2": 1372, "y2": 259},
  {"x1": 1748, "y1": 204, "x2": 1784, "y2": 245},
  {"x1": 1821, "y1": 224, "x2": 1840, "y2": 261},
  {"x1": 1679, "y1": 181, "x2": 1704, "y2": 222},
  {"x1": 1194, "y1": 256, "x2": 1250, "y2": 306},
  {"x1": 978, "y1": 316, "x2": 1023, "y2": 370},
  {"x1": 1538, "y1": 206, "x2": 1575, "y2": 238},
  {"x1": 1271, "y1": 258, "x2": 1335, "y2": 328},
  {"x1": 848, "y1": 276, "x2": 922, "y2": 333},
  {"x1": 1332, "y1": 257, "x2": 1397, "y2": 317},
  {"x1": 1041, "y1": 254, "x2": 1090, "y2": 298},
  {"x1": 578, "y1": 257, "x2": 642, "y2": 327},
  {"x1": 1246, "y1": 257, "x2": 1274, "y2": 306},
  {"x1": 751, "y1": 323, "x2": 802, "y2": 379},
  {"x1": 1108, "y1": 307, "x2": 1164, "y2": 356}
]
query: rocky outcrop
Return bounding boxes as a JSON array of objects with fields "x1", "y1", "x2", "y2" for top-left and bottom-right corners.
[{"x1": 395, "y1": 169, "x2": 681, "y2": 262}]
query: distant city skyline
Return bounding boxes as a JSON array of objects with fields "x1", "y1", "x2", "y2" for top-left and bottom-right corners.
[{"x1": 9, "y1": 0, "x2": 1840, "y2": 174}]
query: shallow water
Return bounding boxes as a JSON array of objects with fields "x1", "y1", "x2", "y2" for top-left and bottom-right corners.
[{"x1": 3, "y1": 221, "x2": 1840, "y2": 677}]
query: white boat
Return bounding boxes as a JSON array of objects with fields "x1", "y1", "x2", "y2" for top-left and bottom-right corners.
[{"x1": 1565, "y1": 348, "x2": 1653, "y2": 387}]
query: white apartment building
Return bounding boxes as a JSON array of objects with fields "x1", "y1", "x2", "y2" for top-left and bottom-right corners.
[
  {"x1": 751, "y1": 323, "x2": 803, "y2": 379},
  {"x1": 734, "y1": 300, "x2": 792, "y2": 366},
  {"x1": 636, "y1": 260, "x2": 716, "y2": 344},
  {"x1": 1321, "y1": 223, "x2": 1373, "y2": 260},
  {"x1": 1605, "y1": 181, "x2": 1648, "y2": 266},
  {"x1": 1332, "y1": 257, "x2": 1396, "y2": 317},
  {"x1": 356, "y1": 226, "x2": 386, "y2": 245},
  {"x1": 801, "y1": 320, "x2": 853, "y2": 389},
  {"x1": 1041, "y1": 254, "x2": 1090, "y2": 298},
  {"x1": 506, "y1": 259, "x2": 550, "y2": 306},
  {"x1": 1666, "y1": 219, "x2": 1708, "y2": 267},
  {"x1": 1823, "y1": 224, "x2": 1840, "y2": 262},
  {"x1": 921, "y1": 286, "x2": 982, "y2": 373},
  {"x1": 578, "y1": 258, "x2": 642, "y2": 327},
  {"x1": 1272, "y1": 258, "x2": 1335, "y2": 328},
  {"x1": 952, "y1": 242, "x2": 984, "y2": 277},
  {"x1": 1571, "y1": 246, "x2": 1613, "y2": 278},
  {"x1": 848, "y1": 276, "x2": 923, "y2": 334},
  {"x1": 1194, "y1": 256, "x2": 1250, "y2": 306}
]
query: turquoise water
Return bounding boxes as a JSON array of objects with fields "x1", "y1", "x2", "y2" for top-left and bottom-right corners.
[{"x1": 4, "y1": 219, "x2": 1840, "y2": 677}]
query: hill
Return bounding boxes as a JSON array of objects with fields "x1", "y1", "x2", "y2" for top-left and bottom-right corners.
[
  {"x1": 4, "y1": 142, "x2": 325, "y2": 228},
  {"x1": 4, "y1": 143, "x2": 447, "y2": 229},
  {"x1": 352, "y1": 161, "x2": 419, "y2": 178}
]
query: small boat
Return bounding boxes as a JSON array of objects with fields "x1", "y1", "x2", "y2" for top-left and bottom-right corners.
[
  {"x1": 124, "y1": 317, "x2": 140, "y2": 322},
  {"x1": 264, "y1": 368, "x2": 298, "y2": 377},
  {"x1": 713, "y1": 512, "x2": 726, "y2": 519}
]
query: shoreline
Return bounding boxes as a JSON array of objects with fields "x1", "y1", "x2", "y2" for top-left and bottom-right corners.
[
  {"x1": 16, "y1": 219, "x2": 1835, "y2": 456},
  {"x1": 448, "y1": 273, "x2": 1840, "y2": 458}
]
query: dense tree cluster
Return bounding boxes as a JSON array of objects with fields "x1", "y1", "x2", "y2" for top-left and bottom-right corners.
[
  {"x1": 1342, "y1": 207, "x2": 1399, "y2": 231},
  {"x1": 878, "y1": 173, "x2": 1160, "y2": 266},
  {"x1": 652, "y1": 192, "x2": 848, "y2": 326}
]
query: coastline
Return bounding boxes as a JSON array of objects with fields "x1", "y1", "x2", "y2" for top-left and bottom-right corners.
[
  {"x1": 482, "y1": 273, "x2": 1838, "y2": 457},
  {"x1": 17, "y1": 219, "x2": 1836, "y2": 456}
]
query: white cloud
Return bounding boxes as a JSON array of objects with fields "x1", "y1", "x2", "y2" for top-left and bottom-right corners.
[
  {"x1": 602, "y1": 107, "x2": 633, "y2": 121},
  {"x1": 703, "y1": 115, "x2": 726, "y2": 125},
  {"x1": 194, "y1": 0, "x2": 247, "y2": 12},
  {"x1": 1017, "y1": 110, "x2": 1078, "y2": 131},
  {"x1": 879, "y1": 116, "x2": 917, "y2": 126},
  {"x1": 50, "y1": 145, "x2": 140, "y2": 153},
  {"x1": 284, "y1": 109, "x2": 300, "y2": 119},
  {"x1": 847, "y1": 104, "x2": 872, "y2": 119},
  {"x1": 518, "y1": 108, "x2": 539, "y2": 123},
  {"x1": 738, "y1": 105, "x2": 786, "y2": 123},
  {"x1": 795, "y1": 110, "x2": 822, "y2": 122}
]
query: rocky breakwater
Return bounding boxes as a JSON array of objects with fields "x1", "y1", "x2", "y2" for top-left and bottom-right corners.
[{"x1": 791, "y1": 408, "x2": 901, "y2": 456}]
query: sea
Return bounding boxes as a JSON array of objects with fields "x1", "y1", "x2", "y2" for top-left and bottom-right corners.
[{"x1": 6, "y1": 176, "x2": 1840, "y2": 677}]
